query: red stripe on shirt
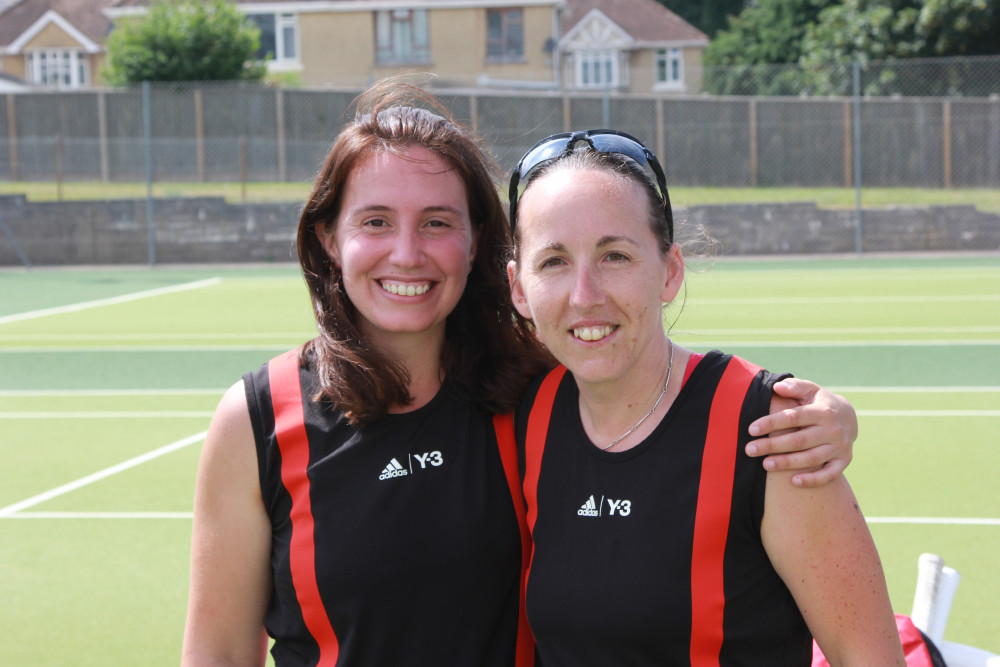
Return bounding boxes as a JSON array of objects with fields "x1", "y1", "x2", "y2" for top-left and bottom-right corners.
[
  {"x1": 689, "y1": 356, "x2": 761, "y2": 666},
  {"x1": 493, "y1": 412, "x2": 536, "y2": 667},
  {"x1": 269, "y1": 349, "x2": 340, "y2": 665},
  {"x1": 523, "y1": 365, "x2": 567, "y2": 538}
]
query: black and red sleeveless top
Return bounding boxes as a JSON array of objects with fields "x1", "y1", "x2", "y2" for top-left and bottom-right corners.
[
  {"x1": 516, "y1": 351, "x2": 812, "y2": 666},
  {"x1": 244, "y1": 349, "x2": 533, "y2": 667}
]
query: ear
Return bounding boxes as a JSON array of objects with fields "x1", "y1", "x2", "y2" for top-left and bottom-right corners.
[
  {"x1": 315, "y1": 221, "x2": 340, "y2": 268},
  {"x1": 507, "y1": 260, "x2": 533, "y2": 320},
  {"x1": 660, "y1": 243, "x2": 685, "y2": 304},
  {"x1": 468, "y1": 234, "x2": 478, "y2": 273}
]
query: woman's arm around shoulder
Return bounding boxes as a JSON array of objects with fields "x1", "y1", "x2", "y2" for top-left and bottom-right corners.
[
  {"x1": 761, "y1": 421, "x2": 905, "y2": 667},
  {"x1": 748, "y1": 379, "x2": 857, "y2": 487},
  {"x1": 181, "y1": 380, "x2": 273, "y2": 667}
]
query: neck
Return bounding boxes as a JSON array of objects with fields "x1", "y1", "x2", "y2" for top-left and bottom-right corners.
[
  {"x1": 576, "y1": 338, "x2": 680, "y2": 451},
  {"x1": 370, "y1": 328, "x2": 447, "y2": 414}
]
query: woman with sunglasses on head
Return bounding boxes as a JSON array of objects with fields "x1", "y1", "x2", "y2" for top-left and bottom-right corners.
[
  {"x1": 507, "y1": 131, "x2": 906, "y2": 666},
  {"x1": 181, "y1": 80, "x2": 860, "y2": 667}
]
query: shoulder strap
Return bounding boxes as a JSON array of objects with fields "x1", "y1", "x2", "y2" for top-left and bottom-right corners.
[
  {"x1": 493, "y1": 412, "x2": 536, "y2": 667},
  {"x1": 689, "y1": 356, "x2": 762, "y2": 667},
  {"x1": 522, "y1": 365, "x2": 568, "y2": 537},
  {"x1": 268, "y1": 349, "x2": 341, "y2": 665}
]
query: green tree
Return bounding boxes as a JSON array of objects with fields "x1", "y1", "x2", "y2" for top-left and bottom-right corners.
[
  {"x1": 103, "y1": 0, "x2": 266, "y2": 84},
  {"x1": 802, "y1": 0, "x2": 1000, "y2": 63},
  {"x1": 701, "y1": 0, "x2": 836, "y2": 94},
  {"x1": 653, "y1": 0, "x2": 746, "y2": 37},
  {"x1": 801, "y1": 0, "x2": 1000, "y2": 94}
]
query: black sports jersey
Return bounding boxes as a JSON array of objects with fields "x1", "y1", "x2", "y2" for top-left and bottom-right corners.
[
  {"x1": 515, "y1": 351, "x2": 812, "y2": 667},
  {"x1": 245, "y1": 349, "x2": 532, "y2": 667}
]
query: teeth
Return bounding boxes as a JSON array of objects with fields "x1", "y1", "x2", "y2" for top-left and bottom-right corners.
[
  {"x1": 573, "y1": 326, "x2": 613, "y2": 341},
  {"x1": 381, "y1": 281, "x2": 430, "y2": 296}
]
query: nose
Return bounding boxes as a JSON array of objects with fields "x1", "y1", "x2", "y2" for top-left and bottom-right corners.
[
  {"x1": 569, "y1": 264, "x2": 605, "y2": 310},
  {"x1": 389, "y1": 226, "x2": 425, "y2": 267}
]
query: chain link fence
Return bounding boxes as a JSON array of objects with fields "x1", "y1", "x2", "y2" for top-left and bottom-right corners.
[{"x1": 1, "y1": 56, "x2": 999, "y2": 266}]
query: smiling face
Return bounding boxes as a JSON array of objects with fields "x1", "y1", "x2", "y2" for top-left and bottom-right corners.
[
  {"x1": 319, "y1": 145, "x2": 476, "y2": 352},
  {"x1": 508, "y1": 165, "x2": 682, "y2": 387}
]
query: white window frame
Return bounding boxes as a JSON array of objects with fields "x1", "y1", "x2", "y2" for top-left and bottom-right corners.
[
  {"x1": 247, "y1": 11, "x2": 300, "y2": 71},
  {"x1": 575, "y1": 50, "x2": 619, "y2": 89},
  {"x1": 375, "y1": 9, "x2": 430, "y2": 64},
  {"x1": 26, "y1": 49, "x2": 89, "y2": 88},
  {"x1": 655, "y1": 47, "x2": 684, "y2": 91}
]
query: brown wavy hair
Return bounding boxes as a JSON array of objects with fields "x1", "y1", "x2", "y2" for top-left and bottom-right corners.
[{"x1": 296, "y1": 80, "x2": 554, "y2": 425}]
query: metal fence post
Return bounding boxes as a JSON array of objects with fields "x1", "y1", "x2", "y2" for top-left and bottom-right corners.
[
  {"x1": 852, "y1": 58, "x2": 863, "y2": 255},
  {"x1": 143, "y1": 80, "x2": 156, "y2": 266},
  {"x1": 0, "y1": 214, "x2": 31, "y2": 268}
]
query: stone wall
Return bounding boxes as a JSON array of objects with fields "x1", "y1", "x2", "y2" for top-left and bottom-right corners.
[{"x1": 1, "y1": 195, "x2": 998, "y2": 267}]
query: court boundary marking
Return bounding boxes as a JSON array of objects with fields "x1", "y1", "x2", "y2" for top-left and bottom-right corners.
[
  {"x1": 0, "y1": 278, "x2": 221, "y2": 325},
  {"x1": 0, "y1": 431, "x2": 206, "y2": 518}
]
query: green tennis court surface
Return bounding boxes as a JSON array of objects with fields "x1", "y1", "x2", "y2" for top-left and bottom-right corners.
[{"x1": 2, "y1": 256, "x2": 998, "y2": 665}]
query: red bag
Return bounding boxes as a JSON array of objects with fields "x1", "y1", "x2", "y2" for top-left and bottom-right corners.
[{"x1": 812, "y1": 614, "x2": 947, "y2": 667}]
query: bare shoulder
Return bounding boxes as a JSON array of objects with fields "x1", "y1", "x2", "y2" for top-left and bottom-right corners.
[
  {"x1": 197, "y1": 380, "x2": 258, "y2": 500},
  {"x1": 768, "y1": 389, "x2": 797, "y2": 415}
]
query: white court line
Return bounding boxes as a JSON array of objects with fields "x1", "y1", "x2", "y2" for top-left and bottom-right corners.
[
  {"x1": 867, "y1": 517, "x2": 1000, "y2": 526},
  {"x1": 680, "y1": 326, "x2": 1000, "y2": 335},
  {"x1": 0, "y1": 278, "x2": 221, "y2": 325},
  {"x1": 6, "y1": 512, "x2": 193, "y2": 519},
  {"x1": 690, "y1": 295, "x2": 1000, "y2": 305},
  {"x1": 674, "y1": 339, "x2": 1000, "y2": 347},
  {"x1": 0, "y1": 411, "x2": 214, "y2": 419},
  {"x1": 0, "y1": 389, "x2": 226, "y2": 396},
  {"x1": 858, "y1": 410, "x2": 1000, "y2": 418},
  {"x1": 0, "y1": 344, "x2": 289, "y2": 352},
  {"x1": 0, "y1": 332, "x2": 307, "y2": 341},
  {"x1": 0, "y1": 431, "x2": 206, "y2": 518},
  {"x1": 833, "y1": 386, "x2": 999, "y2": 393}
]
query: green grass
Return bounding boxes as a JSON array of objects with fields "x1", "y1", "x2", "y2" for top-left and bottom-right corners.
[
  {"x1": 1, "y1": 258, "x2": 998, "y2": 664},
  {"x1": 2, "y1": 180, "x2": 1000, "y2": 213}
]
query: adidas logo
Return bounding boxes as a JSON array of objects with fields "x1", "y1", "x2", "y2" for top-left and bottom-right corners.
[
  {"x1": 577, "y1": 495, "x2": 632, "y2": 517},
  {"x1": 577, "y1": 495, "x2": 600, "y2": 517},
  {"x1": 379, "y1": 458, "x2": 409, "y2": 480}
]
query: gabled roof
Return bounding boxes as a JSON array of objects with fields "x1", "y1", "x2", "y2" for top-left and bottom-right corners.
[
  {"x1": 107, "y1": 0, "x2": 562, "y2": 10},
  {"x1": 561, "y1": 0, "x2": 708, "y2": 47},
  {"x1": 0, "y1": 0, "x2": 113, "y2": 51}
]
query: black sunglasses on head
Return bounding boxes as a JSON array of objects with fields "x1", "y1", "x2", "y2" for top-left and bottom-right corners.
[{"x1": 508, "y1": 129, "x2": 672, "y2": 240}]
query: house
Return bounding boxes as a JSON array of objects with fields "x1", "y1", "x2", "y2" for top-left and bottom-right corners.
[
  {"x1": 1, "y1": 0, "x2": 707, "y2": 94},
  {"x1": 559, "y1": 0, "x2": 708, "y2": 94},
  {"x1": 0, "y1": 0, "x2": 112, "y2": 88}
]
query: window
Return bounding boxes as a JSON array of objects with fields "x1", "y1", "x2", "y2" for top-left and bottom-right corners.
[
  {"x1": 487, "y1": 8, "x2": 523, "y2": 60},
  {"x1": 375, "y1": 9, "x2": 430, "y2": 64},
  {"x1": 576, "y1": 50, "x2": 617, "y2": 88},
  {"x1": 247, "y1": 12, "x2": 298, "y2": 63},
  {"x1": 656, "y1": 48, "x2": 683, "y2": 88},
  {"x1": 26, "y1": 49, "x2": 88, "y2": 88}
]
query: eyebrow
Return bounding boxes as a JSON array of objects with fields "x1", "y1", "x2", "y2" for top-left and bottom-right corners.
[
  {"x1": 596, "y1": 234, "x2": 639, "y2": 247},
  {"x1": 533, "y1": 235, "x2": 639, "y2": 254},
  {"x1": 347, "y1": 204, "x2": 466, "y2": 218}
]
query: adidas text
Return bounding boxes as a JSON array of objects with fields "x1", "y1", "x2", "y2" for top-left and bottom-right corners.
[
  {"x1": 379, "y1": 458, "x2": 408, "y2": 480},
  {"x1": 577, "y1": 495, "x2": 600, "y2": 517}
]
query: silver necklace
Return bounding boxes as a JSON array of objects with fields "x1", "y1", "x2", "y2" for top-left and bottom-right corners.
[{"x1": 600, "y1": 339, "x2": 674, "y2": 452}]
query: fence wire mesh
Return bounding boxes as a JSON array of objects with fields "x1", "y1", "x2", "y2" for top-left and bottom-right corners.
[{"x1": 1, "y1": 56, "x2": 999, "y2": 266}]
